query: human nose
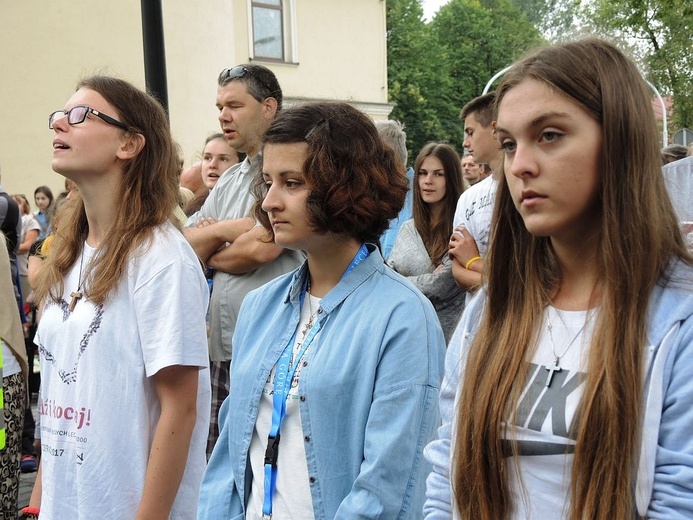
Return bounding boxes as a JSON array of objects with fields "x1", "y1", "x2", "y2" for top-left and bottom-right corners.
[
  {"x1": 218, "y1": 107, "x2": 232, "y2": 124},
  {"x1": 463, "y1": 135, "x2": 471, "y2": 150},
  {"x1": 261, "y1": 183, "x2": 281, "y2": 212},
  {"x1": 507, "y1": 142, "x2": 538, "y2": 178},
  {"x1": 209, "y1": 156, "x2": 219, "y2": 169},
  {"x1": 51, "y1": 112, "x2": 69, "y2": 132}
]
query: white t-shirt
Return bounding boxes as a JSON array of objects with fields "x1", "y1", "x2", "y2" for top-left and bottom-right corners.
[
  {"x1": 35, "y1": 223, "x2": 211, "y2": 520},
  {"x1": 246, "y1": 293, "x2": 321, "y2": 519},
  {"x1": 452, "y1": 176, "x2": 498, "y2": 258},
  {"x1": 2, "y1": 338, "x2": 21, "y2": 377},
  {"x1": 18, "y1": 213, "x2": 41, "y2": 276},
  {"x1": 506, "y1": 306, "x2": 596, "y2": 519}
]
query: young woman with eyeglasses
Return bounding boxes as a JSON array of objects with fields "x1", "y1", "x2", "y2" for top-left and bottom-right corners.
[
  {"x1": 199, "y1": 102, "x2": 445, "y2": 519},
  {"x1": 26, "y1": 76, "x2": 210, "y2": 520},
  {"x1": 388, "y1": 142, "x2": 466, "y2": 343},
  {"x1": 424, "y1": 39, "x2": 693, "y2": 519}
]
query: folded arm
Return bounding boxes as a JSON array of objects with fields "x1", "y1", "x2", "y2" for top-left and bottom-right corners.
[{"x1": 207, "y1": 225, "x2": 285, "y2": 275}]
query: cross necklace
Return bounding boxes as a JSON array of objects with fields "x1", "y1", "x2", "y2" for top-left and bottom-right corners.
[
  {"x1": 68, "y1": 247, "x2": 87, "y2": 312},
  {"x1": 544, "y1": 308, "x2": 591, "y2": 387},
  {"x1": 300, "y1": 278, "x2": 320, "y2": 338}
]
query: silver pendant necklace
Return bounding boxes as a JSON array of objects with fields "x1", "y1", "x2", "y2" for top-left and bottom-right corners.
[
  {"x1": 300, "y1": 279, "x2": 320, "y2": 338},
  {"x1": 544, "y1": 308, "x2": 592, "y2": 387}
]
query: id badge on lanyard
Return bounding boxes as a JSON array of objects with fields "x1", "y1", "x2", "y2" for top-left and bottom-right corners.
[{"x1": 261, "y1": 244, "x2": 369, "y2": 518}]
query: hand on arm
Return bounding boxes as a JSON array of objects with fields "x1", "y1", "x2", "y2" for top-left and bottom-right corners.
[
  {"x1": 183, "y1": 217, "x2": 254, "y2": 263},
  {"x1": 207, "y1": 225, "x2": 284, "y2": 274},
  {"x1": 135, "y1": 365, "x2": 200, "y2": 520},
  {"x1": 449, "y1": 226, "x2": 483, "y2": 290}
]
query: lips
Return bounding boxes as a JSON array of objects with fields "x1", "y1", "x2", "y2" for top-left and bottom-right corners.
[
  {"x1": 53, "y1": 139, "x2": 70, "y2": 150},
  {"x1": 520, "y1": 190, "x2": 547, "y2": 206}
]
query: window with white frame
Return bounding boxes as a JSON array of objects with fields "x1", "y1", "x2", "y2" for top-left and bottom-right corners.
[{"x1": 250, "y1": 0, "x2": 297, "y2": 63}]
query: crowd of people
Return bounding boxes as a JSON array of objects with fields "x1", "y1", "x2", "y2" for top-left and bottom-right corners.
[{"x1": 1, "y1": 36, "x2": 693, "y2": 519}]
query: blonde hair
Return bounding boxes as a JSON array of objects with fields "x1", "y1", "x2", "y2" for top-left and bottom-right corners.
[{"x1": 453, "y1": 38, "x2": 691, "y2": 519}]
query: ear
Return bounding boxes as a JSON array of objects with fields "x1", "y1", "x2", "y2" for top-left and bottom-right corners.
[
  {"x1": 492, "y1": 121, "x2": 497, "y2": 140},
  {"x1": 262, "y1": 97, "x2": 279, "y2": 121},
  {"x1": 116, "y1": 133, "x2": 146, "y2": 160}
]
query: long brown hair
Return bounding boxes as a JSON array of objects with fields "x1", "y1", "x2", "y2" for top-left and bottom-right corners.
[
  {"x1": 412, "y1": 142, "x2": 464, "y2": 265},
  {"x1": 453, "y1": 38, "x2": 691, "y2": 519},
  {"x1": 35, "y1": 76, "x2": 180, "y2": 305}
]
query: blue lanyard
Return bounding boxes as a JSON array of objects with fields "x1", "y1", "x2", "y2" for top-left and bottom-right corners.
[{"x1": 262, "y1": 244, "x2": 369, "y2": 517}]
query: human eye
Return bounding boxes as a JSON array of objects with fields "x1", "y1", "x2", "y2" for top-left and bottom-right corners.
[
  {"x1": 540, "y1": 130, "x2": 563, "y2": 143},
  {"x1": 286, "y1": 179, "x2": 303, "y2": 189},
  {"x1": 417, "y1": 170, "x2": 427, "y2": 176},
  {"x1": 499, "y1": 140, "x2": 516, "y2": 153},
  {"x1": 202, "y1": 154, "x2": 212, "y2": 162}
]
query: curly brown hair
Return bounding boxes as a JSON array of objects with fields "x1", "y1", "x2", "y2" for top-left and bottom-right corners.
[{"x1": 253, "y1": 103, "x2": 408, "y2": 245}]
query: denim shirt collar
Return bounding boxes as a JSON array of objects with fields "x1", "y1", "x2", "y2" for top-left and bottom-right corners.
[{"x1": 284, "y1": 243, "x2": 382, "y2": 315}]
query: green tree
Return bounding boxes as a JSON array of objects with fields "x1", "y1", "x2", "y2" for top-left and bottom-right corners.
[
  {"x1": 386, "y1": 0, "x2": 543, "y2": 159},
  {"x1": 386, "y1": 0, "x2": 458, "y2": 161},
  {"x1": 430, "y1": 0, "x2": 544, "y2": 129},
  {"x1": 585, "y1": 0, "x2": 693, "y2": 131}
]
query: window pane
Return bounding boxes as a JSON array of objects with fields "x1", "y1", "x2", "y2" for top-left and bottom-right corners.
[
  {"x1": 258, "y1": 0, "x2": 281, "y2": 5},
  {"x1": 253, "y1": 6, "x2": 283, "y2": 60}
]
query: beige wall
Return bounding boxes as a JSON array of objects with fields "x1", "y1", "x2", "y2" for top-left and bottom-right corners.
[{"x1": 0, "y1": 0, "x2": 390, "y2": 203}]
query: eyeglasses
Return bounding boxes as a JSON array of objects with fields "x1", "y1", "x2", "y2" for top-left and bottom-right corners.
[
  {"x1": 48, "y1": 105, "x2": 128, "y2": 131},
  {"x1": 218, "y1": 66, "x2": 275, "y2": 95}
]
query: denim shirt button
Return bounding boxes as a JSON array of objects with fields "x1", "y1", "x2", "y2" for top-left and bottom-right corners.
[
  {"x1": 300, "y1": 395, "x2": 306, "y2": 402},
  {"x1": 309, "y1": 476, "x2": 316, "y2": 484},
  {"x1": 304, "y1": 435, "x2": 310, "y2": 442},
  {"x1": 302, "y1": 360, "x2": 308, "y2": 367}
]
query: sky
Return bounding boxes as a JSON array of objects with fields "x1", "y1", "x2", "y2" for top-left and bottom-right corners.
[{"x1": 421, "y1": 0, "x2": 451, "y2": 21}]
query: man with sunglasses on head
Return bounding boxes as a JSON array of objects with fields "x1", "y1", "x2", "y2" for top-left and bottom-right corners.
[{"x1": 184, "y1": 64, "x2": 303, "y2": 458}]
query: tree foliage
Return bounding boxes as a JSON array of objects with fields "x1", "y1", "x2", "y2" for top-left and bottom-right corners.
[
  {"x1": 386, "y1": 0, "x2": 457, "y2": 160},
  {"x1": 386, "y1": 0, "x2": 544, "y2": 161},
  {"x1": 584, "y1": 0, "x2": 693, "y2": 130}
]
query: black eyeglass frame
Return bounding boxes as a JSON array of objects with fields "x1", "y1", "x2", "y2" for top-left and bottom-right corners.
[
  {"x1": 218, "y1": 66, "x2": 275, "y2": 97},
  {"x1": 48, "y1": 105, "x2": 129, "y2": 131}
]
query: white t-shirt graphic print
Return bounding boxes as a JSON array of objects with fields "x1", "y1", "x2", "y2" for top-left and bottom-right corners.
[
  {"x1": 35, "y1": 223, "x2": 211, "y2": 520},
  {"x1": 505, "y1": 306, "x2": 596, "y2": 520}
]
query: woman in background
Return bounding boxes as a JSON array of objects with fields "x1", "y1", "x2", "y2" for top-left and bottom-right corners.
[
  {"x1": 32, "y1": 186, "x2": 53, "y2": 240},
  {"x1": 389, "y1": 142, "x2": 465, "y2": 342}
]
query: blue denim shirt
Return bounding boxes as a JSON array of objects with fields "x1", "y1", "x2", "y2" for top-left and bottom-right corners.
[{"x1": 199, "y1": 245, "x2": 446, "y2": 519}]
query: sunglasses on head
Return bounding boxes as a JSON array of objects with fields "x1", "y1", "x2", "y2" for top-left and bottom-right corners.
[{"x1": 218, "y1": 66, "x2": 275, "y2": 96}]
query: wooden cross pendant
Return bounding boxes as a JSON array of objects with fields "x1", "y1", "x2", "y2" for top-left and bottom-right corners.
[
  {"x1": 544, "y1": 357, "x2": 562, "y2": 387},
  {"x1": 69, "y1": 291, "x2": 83, "y2": 312}
]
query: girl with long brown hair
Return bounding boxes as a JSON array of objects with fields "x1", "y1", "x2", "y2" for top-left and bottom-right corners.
[
  {"x1": 424, "y1": 38, "x2": 693, "y2": 519},
  {"x1": 389, "y1": 142, "x2": 466, "y2": 342},
  {"x1": 27, "y1": 76, "x2": 210, "y2": 519}
]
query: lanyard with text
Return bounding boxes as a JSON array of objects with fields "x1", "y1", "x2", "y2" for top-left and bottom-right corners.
[{"x1": 262, "y1": 244, "x2": 369, "y2": 518}]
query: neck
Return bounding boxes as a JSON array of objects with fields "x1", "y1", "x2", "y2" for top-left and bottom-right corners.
[
  {"x1": 72, "y1": 172, "x2": 122, "y2": 248},
  {"x1": 551, "y1": 233, "x2": 600, "y2": 310},
  {"x1": 306, "y1": 238, "x2": 363, "y2": 297},
  {"x1": 429, "y1": 201, "x2": 445, "y2": 223}
]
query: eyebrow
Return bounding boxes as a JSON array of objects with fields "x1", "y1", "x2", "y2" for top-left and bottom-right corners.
[
  {"x1": 262, "y1": 169, "x2": 303, "y2": 178},
  {"x1": 496, "y1": 111, "x2": 572, "y2": 135}
]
